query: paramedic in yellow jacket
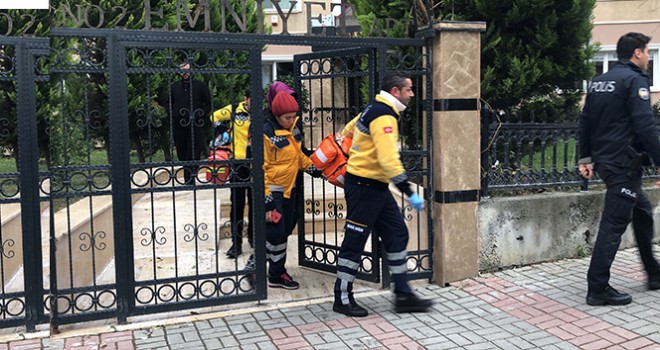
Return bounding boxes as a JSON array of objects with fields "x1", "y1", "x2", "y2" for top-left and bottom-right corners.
[
  {"x1": 333, "y1": 73, "x2": 432, "y2": 317},
  {"x1": 261, "y1": 91, "x2": 320, "y2": 290},
  {"x1": 211, "y1": 91, "x2": 253, "y2": 259}
]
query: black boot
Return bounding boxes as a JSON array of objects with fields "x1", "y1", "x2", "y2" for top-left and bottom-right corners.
[
  {"x1": 394, "y1": 293, "x2": 433, "y2": 313},
  {"x1": 333, "y1": 301, "x2": 368, "y2": 317},
  {"x1": 226, "y1": 244, "x2": 242, "y2": 259},
  {"x1": 648, "y1": 275, "x2": 660, "y2": 291},
  {"x1": 586, "y1": 286, "x2": 632, "y2": 306}
]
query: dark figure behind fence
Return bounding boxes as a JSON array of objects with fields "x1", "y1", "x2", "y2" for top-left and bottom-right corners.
[{"x1": 169, "y1": 62, "x2": 212, "y2": 185}]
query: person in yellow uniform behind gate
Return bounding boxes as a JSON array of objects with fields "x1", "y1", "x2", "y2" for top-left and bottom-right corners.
[
  {"x1": 245, "y1": 91, "x2": 321, "y2": 289},
  {"x1": 333, "y1": 72, "x2": 432, "y2": 317},
  {"x1": 211, "y1": 91, "x2": 253, "y2": 259}
]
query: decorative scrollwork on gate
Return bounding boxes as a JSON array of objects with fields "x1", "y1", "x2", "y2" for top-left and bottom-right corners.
[
  {"x1": 407, "y1": 255, "x2": 431, "y2": 273},
  {"x1": 44, "y1": 290, "x2": 117, "y2": 314},
  {"x1": 140, "y1": 226, "x2": 167, "y2": 246},
  {"x1": 0, "y1": 50, "x2": 16, "y2": 77},
  {"x1": 327, "y1": 202, "x2": 344, "y2": 219},
  {"x1": 0, "y1": 178, "x2": 19, "y2": 198},
  {"x1": 305, "y1": 199, "x2": 320, "y2": 216},
  {"x1": 0, "y1": 239, "x2": 15, "y2": 259},
  {"x1": 51, "y1": 37, "x2": 107, "y2": 69},
  {"x1": 135, "y1": 276, "x2": 249, "y2": 306},
  {"x1": 183, "y1": 222, "x2": 209, "y2": 242},
  {"x1": 79, "y1": 231, "x2": 107, "y2": 252},
  {"x1": 0, "y1": 297, "x2": 25, "y2": 317}
]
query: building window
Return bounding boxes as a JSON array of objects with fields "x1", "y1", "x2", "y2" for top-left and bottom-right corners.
[
  {"x1": 263, "y1": 0, "x2": 301, "y2": 12},
  {"x1": 593, "y1": 47, "x2": 659, "y2": 92},
  {"x1": 261, "y1": 61, "x2": 294, "y2": 88}
]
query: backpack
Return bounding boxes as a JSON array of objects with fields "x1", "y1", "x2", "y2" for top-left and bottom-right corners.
[
  {"x1": 310, "y1": 133, "x2": 352, "y2": 187},
  {"x1": 206, "y1": 147, "x2": 231, "y2": 184}
]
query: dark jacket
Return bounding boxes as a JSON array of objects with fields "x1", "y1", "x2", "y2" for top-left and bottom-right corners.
[
  {"x1": 579, "y1": 61, "x2": 660, "y2": 167},
  {"x1": 170, "y1": 78, "x2": 212, "y2": 129}
]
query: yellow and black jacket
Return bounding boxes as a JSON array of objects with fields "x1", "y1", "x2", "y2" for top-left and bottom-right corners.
[
  {"x1": 263, "y1": 116, "x2": 313, "y2": 205},
  {"x1": 347, "y1": 94, "x2": 408, "y2": 185},
  {"x1": 341, "y1": 115, "x2": 359, "y2": 139},
  {"x1": 211, "y1": 101, "x2": 251, "y2": 159}
]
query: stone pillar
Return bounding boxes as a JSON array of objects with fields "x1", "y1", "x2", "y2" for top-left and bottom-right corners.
[{"x1": 430, "y1": 22, "x2": 486, "y2": 285}]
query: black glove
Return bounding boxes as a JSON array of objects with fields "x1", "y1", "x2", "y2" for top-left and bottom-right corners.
[
  {"x1": 302, "y1": 146, "x2": 314, "y2": 157},
  {"x1": 393, "y1": 175, "x2": 413, "y2": 197},
  {"x1": 265, "y1": 194, "x2": 275, "y2": 212},
  {"x1": 306, "y1": 165, "x2": 324, "y2": 178}
]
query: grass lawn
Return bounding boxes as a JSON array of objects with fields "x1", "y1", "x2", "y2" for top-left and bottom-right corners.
[
  {"x1": 0, "y1": 149, "x2": 168, "y2": 201},
  {"x1": 518, "y1": 138, "x2": 578, "y2": 172}
]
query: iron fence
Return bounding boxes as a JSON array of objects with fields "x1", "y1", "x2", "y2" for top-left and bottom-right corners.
[{"x1": 481, "y1": 107, "x2": 660, "y2": 197}]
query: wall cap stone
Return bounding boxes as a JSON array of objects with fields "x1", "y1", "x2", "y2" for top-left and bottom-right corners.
[{"x1": 433, "y1": 21, "x2": 486, "y2": 32}]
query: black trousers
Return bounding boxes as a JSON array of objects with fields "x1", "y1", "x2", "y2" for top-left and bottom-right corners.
[
  {"x1": 334, "y1": 173, "x2": 411, "y2": 306},
  {"x1": 587, "y1": 163, "x2": 660, "y2": 292},
  {"x1": 230, "y1": 165, "x2": 253, "y2": 248},
  {"x1": 266, "y1": 188, "x2": 297, "y2": 277},
  {"x1": 172, "y1": 123, "x2": 207, "y2": 185}
]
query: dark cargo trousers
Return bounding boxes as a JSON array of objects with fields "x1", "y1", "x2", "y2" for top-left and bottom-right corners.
[
  {"x1": 266, "y1": 189, "x2": 297, "y2": 277},
  {"x1": 587, "y1": 164, "x2": 660, "y2": 292},
  {"x1": 334, "y1": 173, "x2": 412, "y2": 306}
]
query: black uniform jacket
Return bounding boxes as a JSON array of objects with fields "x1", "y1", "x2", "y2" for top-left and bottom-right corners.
[
  {"x1": 170, "y1": 78, "x2": 212, "y2": 129},
  {"x1": 579, "y1": 61, "x2": 660, "y2": 168}
]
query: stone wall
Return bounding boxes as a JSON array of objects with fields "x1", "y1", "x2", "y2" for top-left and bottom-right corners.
[{"x1": 478, "y1": 187, "x2": 660, "y2": 271}]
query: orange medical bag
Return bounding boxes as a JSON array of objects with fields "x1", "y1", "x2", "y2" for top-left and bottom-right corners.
[
  {"x1": 310, "y1": 133, "x2": 352, "y2": 187},
  {"x1": 206, "y1": 147, "x2": 231, "y2": 184}
]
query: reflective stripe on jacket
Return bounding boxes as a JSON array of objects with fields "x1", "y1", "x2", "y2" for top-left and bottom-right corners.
[
  {"x1": 264, "y1": 116, "x2": 312, "y2": 199},
  {"x1": 211, "y1": 102, "x2": 251, "y2": 159}
]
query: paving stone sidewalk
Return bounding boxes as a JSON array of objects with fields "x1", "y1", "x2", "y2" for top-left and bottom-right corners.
[{"x1": 4, "y1": 247, "x2": 660, "y2": 349}]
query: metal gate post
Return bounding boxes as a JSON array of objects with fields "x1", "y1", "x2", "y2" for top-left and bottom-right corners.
[
  {"x1": 480, "y1": 105, "x2": 490, "y2": 198},
  {"x1": 16, "y1": 42, "x2": 44, "y2": 332},
  {"x1": 107, "y1": 34, "x2": 134, "y2": 324},
  {"x1": 16, "y1": 41, "x2": 45, "y2": 332}
]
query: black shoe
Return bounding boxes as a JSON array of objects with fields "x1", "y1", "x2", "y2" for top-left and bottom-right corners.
[
  {"x1": 586, "y1": 286, "x2": 632, "y2": 306},
  {"x1": 395, "y1": 293, "x2": 433, "y2": 313},
  {"x1": 246, "y1": 273, "x2": 256, "y2": 290},
  {"x1": 333, "y1": 302, "x2": 368, "y2": 317},
  {"x1": 226, "y1": 245, "x2": 242, "y2": 259},
  {"x1": 268, "y1": 273, "x2": 299, "y2": 290},
  {"x1": 648, "y1": 276, "x2": 660, "y2": 290}
]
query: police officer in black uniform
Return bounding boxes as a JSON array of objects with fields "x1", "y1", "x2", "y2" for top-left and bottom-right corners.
[{"x1": 579, "y1": 32, "x2": 660, "y2": 306}]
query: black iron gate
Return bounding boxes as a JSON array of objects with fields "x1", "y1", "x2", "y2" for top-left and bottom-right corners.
[
  {"x1": 0, "y1": 28, "x2": 434, "y2": 332},
  {"x1": 45, "y1": 28, "x2": 267, "y2": 327},
  {"x1": 0, "y1": 35, "x2": 49, "y2": 331},
  {"x1": 294, "y1": 41, "x2": 435, "y2": 285}
]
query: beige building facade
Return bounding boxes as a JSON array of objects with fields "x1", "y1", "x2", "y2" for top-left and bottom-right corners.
[
  {"x1": 260, "y1": 0, "x2": 357, "y2": 87},
  {"x1": 592, "y1": 0, "x2": 660, "y2": 102}
]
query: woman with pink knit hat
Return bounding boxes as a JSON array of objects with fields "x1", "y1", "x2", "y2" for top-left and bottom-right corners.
[{"x1": 246, "y1": 91, "x2": 321, "y2": 290}]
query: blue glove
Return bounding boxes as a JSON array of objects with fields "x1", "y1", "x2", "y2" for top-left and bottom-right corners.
[
  {"x1": 408, "y1": 193, "x2": 424, "y2": 212},
  {"x1": 211, "y1": 131, "x2": 231, "y2": 148},
  {"x1": 221, "y1": 131, "x2": 230, "y2": 144}
]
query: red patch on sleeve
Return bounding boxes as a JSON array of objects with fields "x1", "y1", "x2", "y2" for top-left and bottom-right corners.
[{"x1": 383, "y1": 126, "x2": 393, "y2": 134}]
